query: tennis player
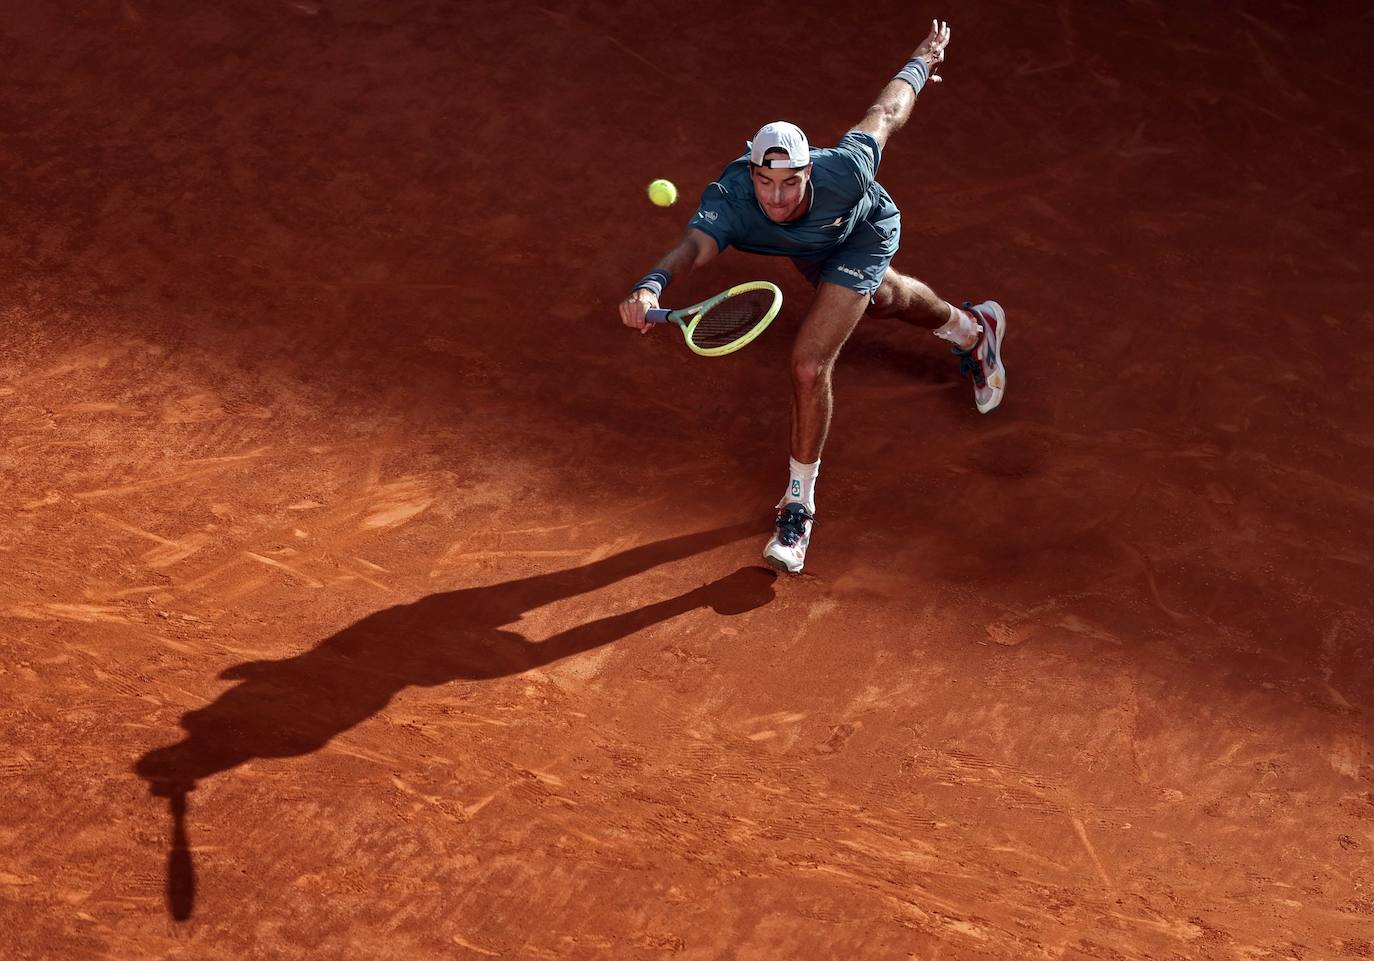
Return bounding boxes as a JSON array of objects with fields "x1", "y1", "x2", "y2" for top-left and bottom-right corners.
[{"x1": 619, "y1": 19, "x2": 1005, "y2": 574}]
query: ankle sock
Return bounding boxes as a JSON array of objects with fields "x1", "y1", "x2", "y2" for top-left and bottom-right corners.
[
  {"x1": 781, "y1": 457, "x2": 819, "y2": 513},
  {"x1": 933, "y1": 304, "x2": 981, "y2": 350}
]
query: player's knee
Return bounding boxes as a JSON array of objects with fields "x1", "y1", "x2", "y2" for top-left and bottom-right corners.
[
  {"x1": 865, "y1": 293, "x2": 891, "y2": 318},
  {"x1": 866, "y1": 277, "x2": 899, "y2": 318},
  {"x1": 790, "y1": 354, "x2": 832, "y2": 393}
]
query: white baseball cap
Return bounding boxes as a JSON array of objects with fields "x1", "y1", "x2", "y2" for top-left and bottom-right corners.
[{"x1": 747, "y1": 121, "x2": 811, "y2": 168}]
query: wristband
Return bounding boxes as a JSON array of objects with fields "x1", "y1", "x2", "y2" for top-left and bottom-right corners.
[
  {"x1": 632, "y1": 269, "x2": 671, "y2": 298},
  {"x1": 894, "y1": 56, "x2": 929, "y2": 96}
]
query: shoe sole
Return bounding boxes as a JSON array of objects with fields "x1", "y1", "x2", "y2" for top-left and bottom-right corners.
[
  {"x1": 974, "y1": 301, "x2": 1007, "y2": 414},
  {"x1": 763, "y1": 546, "x2": 804, "y2": 574}
]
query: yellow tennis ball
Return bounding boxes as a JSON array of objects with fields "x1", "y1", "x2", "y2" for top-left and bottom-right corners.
[{"x1": 647, "y1": 178, "x2": 678, "y2": 207}]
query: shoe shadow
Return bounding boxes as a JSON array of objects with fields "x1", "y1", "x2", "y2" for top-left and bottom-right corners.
[{"x1": 134, "y1": 521, "x2": 774, "y2": 921}]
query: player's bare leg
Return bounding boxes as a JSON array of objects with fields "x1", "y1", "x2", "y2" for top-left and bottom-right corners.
[
  {"x1": 764, "y1": 282, "x2": 869, "y2": 574},
  {"x1": 790, "y1": 281, "x2": 869, "y2": 461},
  {"x1": 867, "y1": 266, "x2": 975, "y2": 344},
  {"x1": 868, "y1": 267, "x2": 1008, "y2": 414}
]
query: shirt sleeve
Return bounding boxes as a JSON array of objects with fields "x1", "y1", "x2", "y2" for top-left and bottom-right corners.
[
  {"x1": 834, "y1": 130, "x2": 882, "y2": 189},
  {"x1": 688, "y1": 180, "x2": 739, "y2": 252}
]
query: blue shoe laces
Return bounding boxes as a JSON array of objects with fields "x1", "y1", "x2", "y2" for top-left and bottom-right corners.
[
  {"x1": 954, "y1": 303, "x2": 991, "y2": 388},
  {"x1": 774, "y1": 505, "x2": 813, "y2": 547},
  {"x1": 956, "y1": 346, "x2": 987, "y2": 387}
]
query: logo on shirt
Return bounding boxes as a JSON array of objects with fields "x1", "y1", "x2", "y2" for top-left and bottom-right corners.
[
  {"x1": 695, "y1": 210, "x2": 719, "y2": 223},
  {"x1": 826, "y1": 217, "x2": 845, "y2": 228}
]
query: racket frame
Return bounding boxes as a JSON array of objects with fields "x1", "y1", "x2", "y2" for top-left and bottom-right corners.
[{"x1": 644, "y1": 281, "x2": 782, "y2": 357}]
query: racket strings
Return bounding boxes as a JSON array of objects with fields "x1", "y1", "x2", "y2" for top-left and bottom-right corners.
[{"x1": 690, "y1": 290, "x2": 775, "y2": 349}]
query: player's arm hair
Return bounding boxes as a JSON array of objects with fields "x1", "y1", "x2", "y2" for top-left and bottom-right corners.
[
  {"x1": 629, "y1": 228, "x2": 718, "y2": 300},
  {"x1": 851, "y1": 78, "x2": 919, "y2": 150},
  {"x1": 652, "y1": 227, "x2": 718, "y2": 278},
  {"x1": 853, "y1": 21, "x2": 947, "y2": 148}
]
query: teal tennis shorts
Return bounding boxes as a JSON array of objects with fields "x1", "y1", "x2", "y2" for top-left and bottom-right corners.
[{"x1": 790, "y1": 190, "x2": 901, "y2": 298}]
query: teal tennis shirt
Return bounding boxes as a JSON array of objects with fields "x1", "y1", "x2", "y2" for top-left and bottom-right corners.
[{"x1": 689, "y1": 131, "x2": 896, "y2": 257}]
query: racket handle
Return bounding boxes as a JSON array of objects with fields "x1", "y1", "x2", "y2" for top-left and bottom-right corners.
[{"x1": 644, "y1": 308, "x2": 671, "y2": 324}]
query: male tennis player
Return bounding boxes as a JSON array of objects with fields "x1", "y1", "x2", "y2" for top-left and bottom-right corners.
[{"x1": 619, "y1": 19, "x2": 1005, "y2": 574}]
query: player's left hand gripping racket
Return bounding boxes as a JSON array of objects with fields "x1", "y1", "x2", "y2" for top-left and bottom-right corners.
[{"x1": 645, "y1": 281, "x2": 782, "y2": 357}]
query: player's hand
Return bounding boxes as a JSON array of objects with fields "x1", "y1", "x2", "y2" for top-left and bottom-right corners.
[
  {"x1": 619, "y1": 287, "x2": 659, "y2": 334},
  {"x1": 912, "y1": 19, "x2": 950, "y2": 83}
]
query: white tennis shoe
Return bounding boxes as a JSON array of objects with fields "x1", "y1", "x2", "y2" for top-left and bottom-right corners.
[
  {"x1": 763, "y1": 502, "x2": 813, "y2": 574},
  {"x1": 952, "y1": 300, "x2": 1007, "y2": 414}
]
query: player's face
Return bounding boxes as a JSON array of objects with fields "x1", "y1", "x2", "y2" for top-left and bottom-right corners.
[{"x1": 751, "y1": 164, "x2": 812, "y2": 222}]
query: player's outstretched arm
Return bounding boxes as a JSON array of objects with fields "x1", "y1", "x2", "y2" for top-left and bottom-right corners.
[
  {"x1": 852, "y1": 19, "x2": 951, "y2": 149},
  {"x1": 619, "y1": 228, "x2": 718, "y2": 334}
]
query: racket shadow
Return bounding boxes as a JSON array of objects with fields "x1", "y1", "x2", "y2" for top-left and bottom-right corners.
[{"x1": 133, "y1": 522, "x2": 775, "y2": 921}]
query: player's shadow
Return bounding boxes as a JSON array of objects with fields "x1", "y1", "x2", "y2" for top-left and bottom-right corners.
[
  {"x1": 134, "y1": 521, "x2": 774, "y2": 921},
  {"x1": 841, "y1": 326, "x2": 957, "y2": 388}
]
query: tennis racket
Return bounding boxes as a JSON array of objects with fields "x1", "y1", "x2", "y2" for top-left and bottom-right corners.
[{"x1": 645, "y1": 281, "x2": 782, "y2": 357}]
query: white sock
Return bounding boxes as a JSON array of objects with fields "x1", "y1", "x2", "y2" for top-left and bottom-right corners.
[
  {"x1": 780, "y1": 457, "x2": 819, "y2": 513},
  {"x1": 933, "y1": 304, "x2": 981, "y2": 350}
]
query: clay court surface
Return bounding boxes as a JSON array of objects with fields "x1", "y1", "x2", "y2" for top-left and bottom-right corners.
[{"x1": 3, "y1": 1, "x2": 1373, "y2": 958}]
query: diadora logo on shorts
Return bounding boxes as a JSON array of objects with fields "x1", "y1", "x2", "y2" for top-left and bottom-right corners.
[
  {"x1": 695, "y1": 210, "x2": 719, "y2": 223},
  {"x1": 836, "y1": 265, "x2": 863, "y2": 278}
]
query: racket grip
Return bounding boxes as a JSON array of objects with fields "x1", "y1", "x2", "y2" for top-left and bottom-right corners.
[{"x1": 644, "y1": 308, "x2": 671, "y2": 324}]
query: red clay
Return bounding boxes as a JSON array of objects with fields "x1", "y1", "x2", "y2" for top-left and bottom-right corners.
[{"x1": 2, "y1": 2, "x2": 1372, "y2": 959}]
